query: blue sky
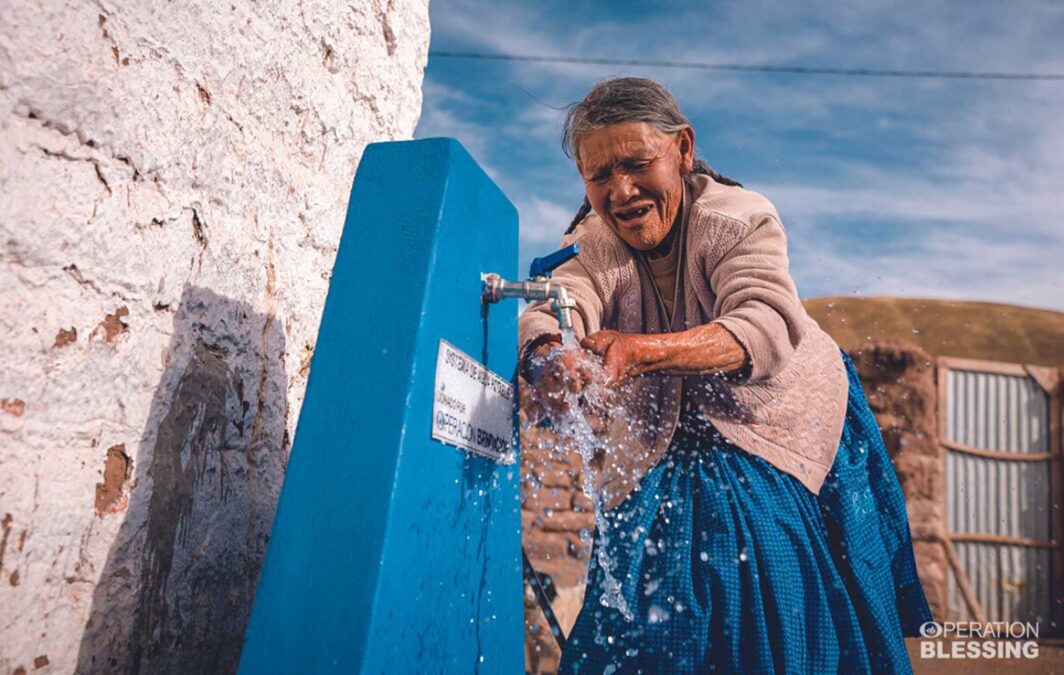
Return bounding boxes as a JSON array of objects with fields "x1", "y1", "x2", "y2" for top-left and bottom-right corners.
[{"x1": 415, "y1": 1, "x2": 1064, "y2": 311}]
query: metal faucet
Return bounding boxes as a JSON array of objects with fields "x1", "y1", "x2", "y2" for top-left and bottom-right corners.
[{"x1": 481, "y1": 244, "x2": 580, "y2": 331}]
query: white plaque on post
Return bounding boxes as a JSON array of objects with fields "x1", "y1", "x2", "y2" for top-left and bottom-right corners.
[{"x1": 432, "y1": 339, "x2": 515, "y2": 462}]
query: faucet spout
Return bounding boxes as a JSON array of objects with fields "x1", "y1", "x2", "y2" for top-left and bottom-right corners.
[
  {"x1": 481, "y1": 243, "x2": 581, "y2": 333},
  {"x1": 481, "y1": 275, "x2": 576, "y2": 331},
  {"x1": 550, "y1": 284, "x2": 577, "y2": 333}
]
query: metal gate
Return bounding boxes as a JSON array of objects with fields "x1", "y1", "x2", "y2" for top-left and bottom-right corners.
[{"x1": 938, "y1": 357, "x2": 1062, "y2": 633}]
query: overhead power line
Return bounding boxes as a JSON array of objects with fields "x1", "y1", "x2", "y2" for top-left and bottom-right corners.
[{"x1": 430, "y1": 51, "x2": 1064, "y2": 81}]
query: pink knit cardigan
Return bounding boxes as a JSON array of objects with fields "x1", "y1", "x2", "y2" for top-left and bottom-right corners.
[{"x1": 519, "y1": 173, "x2": 848, "y2": 510}]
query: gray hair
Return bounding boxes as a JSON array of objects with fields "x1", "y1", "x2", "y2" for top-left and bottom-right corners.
[
  {"x1": 562, "y1": 77, "x2": 691, "y2": 159},
  {"x1": 561, "y1": 77, "x2": 741, "y2": 234}
]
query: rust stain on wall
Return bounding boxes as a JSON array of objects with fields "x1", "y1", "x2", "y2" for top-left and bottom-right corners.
[
  {"x1": 54, "y1": 326, "x2": 77, "y2": 348},
  {"x1": 92, "y1": 306, "x2": 129, "y2": 345},
  {"x1": 94, "y1": 444, "x2": 132, "y2": 516},
  {"x1": 1, "y1": 398, "x2": 26, "y2": 417}
]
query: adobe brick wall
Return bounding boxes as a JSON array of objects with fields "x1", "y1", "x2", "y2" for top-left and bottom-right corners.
[{"x1": 847, "y1": 341, "x2": 948, "y2": 620}]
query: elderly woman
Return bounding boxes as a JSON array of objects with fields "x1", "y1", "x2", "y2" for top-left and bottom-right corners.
[{"x1": 519, "y1": 78, "x2": 931, "y2": 673}]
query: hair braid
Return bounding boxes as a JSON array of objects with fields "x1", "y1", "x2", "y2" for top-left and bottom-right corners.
[
  {"x1": 691, "y1": 158, "x2": 742, "y2": 188},
  {"x1": 567, "y1": 198, "x2": 594, "y2": 234}
]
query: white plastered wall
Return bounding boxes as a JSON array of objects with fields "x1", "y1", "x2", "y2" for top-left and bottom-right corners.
[{"x1": 0, "y1": 0, "x2": 429, "y2": 670}]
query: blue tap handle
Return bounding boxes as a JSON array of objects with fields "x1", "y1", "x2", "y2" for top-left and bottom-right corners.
[{"x1": 529, "y1": 243, "x2": 580, "y2": 279}]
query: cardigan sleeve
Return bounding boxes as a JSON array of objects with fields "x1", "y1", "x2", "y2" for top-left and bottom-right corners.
[{"x1": 709, "y1": 215, "x2": 806, "y2": 381}]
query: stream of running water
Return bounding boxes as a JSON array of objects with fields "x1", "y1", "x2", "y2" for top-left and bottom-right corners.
[{"x1": 527, "y1": 328, "x2": 634, "y2": 622}]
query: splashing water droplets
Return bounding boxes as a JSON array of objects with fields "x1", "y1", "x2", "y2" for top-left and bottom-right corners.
[
  {"x1": 527, "y1": 328, "x2": 634, "y2": 621},
  {"x1": 647, "y1": 604, "x2": 671, "y2": 624}
]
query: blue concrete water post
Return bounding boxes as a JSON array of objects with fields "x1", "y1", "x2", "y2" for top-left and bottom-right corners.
[{"x1": 239, "y1": 138, "x2": 523, "y2": 673}]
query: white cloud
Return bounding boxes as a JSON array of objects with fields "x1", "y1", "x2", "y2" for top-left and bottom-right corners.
[
  {"x1": 516, "y1": 194, "x2": 577, "y2": 247},
  {"x1": 755, "y1": 86, "x2": 1064, "y2": 310},
  {"x1": 414, "y1": 79, "x2": 500, "y2": 178},
  {"x1": 792, "y1": 226, "x2": 1063, "y2": 310}
]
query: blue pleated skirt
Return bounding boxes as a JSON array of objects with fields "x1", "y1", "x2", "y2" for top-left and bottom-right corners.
[{"x1": 560, "y1": 352, "x2": 932, "y2": 674}]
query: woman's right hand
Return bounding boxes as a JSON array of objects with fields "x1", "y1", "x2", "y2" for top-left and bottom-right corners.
[{"x1": 526, "y1": 340, "x2": 604, "y2": 415}]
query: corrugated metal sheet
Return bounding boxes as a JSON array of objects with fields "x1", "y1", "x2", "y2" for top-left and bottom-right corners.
[
  {"x1": 946, "y1": 544, "x2": 1052, "y2": 624},
  {"x1": 944, "y1": 367, "x2": 1052, "y2": 627}
]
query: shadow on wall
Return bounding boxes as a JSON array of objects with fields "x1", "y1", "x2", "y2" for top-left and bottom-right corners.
[{"x1": 76, "y1": 285, "x2": 289, "y2": 674}]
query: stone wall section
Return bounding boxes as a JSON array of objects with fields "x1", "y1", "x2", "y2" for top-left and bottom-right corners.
[{"x1": 847, "y1": 341, "x2": 948, "y2": 620}]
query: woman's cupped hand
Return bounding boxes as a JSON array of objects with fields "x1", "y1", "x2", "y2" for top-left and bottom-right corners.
[
  {"x1": 527, "y1": 342, "x2": 602, "y2": 415},
  {"x1": 526, "y1": 330, "x2": 645, "y2": 420},
  {"x1": 579, "y1": 330, "x2": 647, "y2": 385}
]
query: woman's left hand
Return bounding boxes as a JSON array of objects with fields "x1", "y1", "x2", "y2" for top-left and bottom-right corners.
[{"x1": 580, "y1": 330, "x2": 648, "y2": 386}]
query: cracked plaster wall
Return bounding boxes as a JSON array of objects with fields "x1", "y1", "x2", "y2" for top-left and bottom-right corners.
[{"x1": 0, "y1": 0, "x2": 429, "y2": 671}]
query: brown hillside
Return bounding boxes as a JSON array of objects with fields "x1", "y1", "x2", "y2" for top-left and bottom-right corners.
[{"x1": 803, "y1": 296, "x2": 1064, "y2": 367}]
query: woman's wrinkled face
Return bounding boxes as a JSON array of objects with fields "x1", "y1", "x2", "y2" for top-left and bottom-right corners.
[{"x1": 576, "y1": 121, "x2": 694, "y2": 251}]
